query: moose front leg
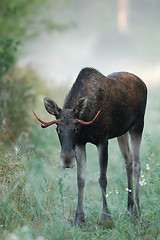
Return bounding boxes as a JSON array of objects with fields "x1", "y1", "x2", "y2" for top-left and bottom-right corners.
[
  {"x1": 98, "y1": 141, "x2": 113, "y2": 228},
  {"x1": 74, "y1": 144, "x2": 86, "y2": 225}
]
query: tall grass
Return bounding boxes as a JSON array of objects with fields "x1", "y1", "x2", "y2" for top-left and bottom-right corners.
[
  {"x1": 0, "y1": 132, "x2": 74, "y2": 240},
  {"x1": 0, "y1": 87, "x2": 160, "y2": 239}
]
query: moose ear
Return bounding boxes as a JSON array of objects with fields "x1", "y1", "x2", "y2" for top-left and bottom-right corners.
[
  {"x1": 43, "y1": 97, "x2": 61, "y2": 118},
  {"x1": 73, "y1": 97, "x2": 88, "y2": 118}
]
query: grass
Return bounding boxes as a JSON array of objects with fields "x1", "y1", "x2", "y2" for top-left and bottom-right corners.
[{"x1": 0, "y1": 87, "x2": 160, "y2": 240}]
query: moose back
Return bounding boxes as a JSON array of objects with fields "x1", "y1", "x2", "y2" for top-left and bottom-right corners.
[{"x1": 34, "y1": 68, "x2": 147, "y2": 226}]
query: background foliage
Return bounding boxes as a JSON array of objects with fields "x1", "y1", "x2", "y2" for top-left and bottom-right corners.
[{"x1": 0, "y1": 0, "x2": 66, "y2": 148}]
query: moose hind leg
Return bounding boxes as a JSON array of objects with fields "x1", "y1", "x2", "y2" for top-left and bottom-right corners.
[
  {"x1": 74, "y1": 144, "x2": 86, "y2": 225},
  {"x1": 118, "y1": 132, "x2": 134, "y2": 213},
  {"x1": 98, "y1": 141, "x2": 113, "y2": 228},
  {"x1": 129, "y1": 119, "x2": 144, "y2": 217}
]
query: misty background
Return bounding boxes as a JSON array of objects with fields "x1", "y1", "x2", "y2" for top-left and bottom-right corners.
[{"x1": 19, "y1": 0, "x2": 160, "y2": 87}]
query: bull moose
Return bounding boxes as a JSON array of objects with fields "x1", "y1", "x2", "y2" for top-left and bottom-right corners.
[{"x1": 33, "y1": 67, "x2": 147, "y2": 226}]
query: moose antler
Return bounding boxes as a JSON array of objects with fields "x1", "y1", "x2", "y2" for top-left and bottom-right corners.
[
  {"x1": 33, "y1": 111, "x2": 59, "y2": 128},
  {"x1": 76, "y1": 110, "x2": 101, "y2": 125},
  {"x1": 33, "y1": 109, "x2": 101, "y2": 128}
]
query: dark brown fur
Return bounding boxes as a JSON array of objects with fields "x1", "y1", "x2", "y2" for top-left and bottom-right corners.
[
  {"x1": 40, "y1": 67, "x2": 147, "y2": 226},
  {"x1": 64, "y1": 68, "x2": 147, "y2": 143}
]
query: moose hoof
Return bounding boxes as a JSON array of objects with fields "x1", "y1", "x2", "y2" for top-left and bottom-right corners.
[
  {"x1": 74, "y1": 212, "x2": 85, "y2": 226},
  {"x1": 125, "y1": 210, "x2": 132, "y2": 218},
  {"x1": 126, "y1": 206, "x2": 140, "y2": 221},
  {"x1": 101, "y1": 214, "x2": 114, "y2": 229},
  {"x1": 132, "y1": 206, "x2": 140, "y2": 220}
]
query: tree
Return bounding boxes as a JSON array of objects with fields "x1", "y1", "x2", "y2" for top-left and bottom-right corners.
[{"x1": 0, "y1": 0, "x2": 66, "y2": 147}]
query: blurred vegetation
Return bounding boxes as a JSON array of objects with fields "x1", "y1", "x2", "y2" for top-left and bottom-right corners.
[
  {"x1": 0, "y1": 0, "x2": 70, "y2": 149},
  {"x1": 0, "y1": 67, "x2": 40, "y2": 149},
  {"x1": 0, "y1": 0, "x2": 63, "y2": 40}
]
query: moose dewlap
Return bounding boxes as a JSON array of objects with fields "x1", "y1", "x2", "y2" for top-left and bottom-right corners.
[{"x1": 34, "y1": 67, "x2": 147, "y2": 226}]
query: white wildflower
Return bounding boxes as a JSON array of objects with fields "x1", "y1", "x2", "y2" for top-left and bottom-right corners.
[
  {"x1": 14, "y1": 145, "x2": 21, "y2": 155},
  {"x1": 106, "y1": 191, "x2": 112, "y2": 198},
  {"x1": 139, "y1": 171, "x2": 147, "y2": 186},
  {"x1": 148, "y1": 153, "x2": 153, "y2": 161},
  {"x1": 115, "y1": 189, "x2": 119, "y2": 194},
  {"x1": 126, "y1": 188, "x2": 132, "y2": 192},
  {"x1": 139, "y1": 179, "x2": 146, "y2": 186},
  {"x1": 146, "y1": 163, "x2": 150, "y2": 170}
]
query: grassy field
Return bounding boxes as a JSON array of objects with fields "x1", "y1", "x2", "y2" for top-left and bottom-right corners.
[{"x1": 0, "y1": 86, "x2": 160, "y2": 240}]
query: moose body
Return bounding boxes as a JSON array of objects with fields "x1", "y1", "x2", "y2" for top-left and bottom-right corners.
[{"x1": 34, "y1": 68, "x2": 147, "y2": 226}]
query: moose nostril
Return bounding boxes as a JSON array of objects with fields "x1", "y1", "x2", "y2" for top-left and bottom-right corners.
[
  {"x1": 65, "y1": 158, "x2": 70, "y2": 165},
  {"x1": 65, "y1": 164, "x2": 70, "y2": 168},
  {"x1": 60, "y1": 151, "x2": 75, "y2": 168}
]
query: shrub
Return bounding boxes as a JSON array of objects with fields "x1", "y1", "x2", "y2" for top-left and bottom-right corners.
[{"x1": 0, "y1": 67, "x2": 37, "y2": 148}]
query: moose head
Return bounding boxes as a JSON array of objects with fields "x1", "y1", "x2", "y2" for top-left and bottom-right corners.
[{"x1": 33, "y1": 97, "x2": 101, "y2": 168}]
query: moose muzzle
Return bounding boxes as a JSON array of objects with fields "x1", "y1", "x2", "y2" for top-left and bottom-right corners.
[{"x1": 60, "y1": 150, "x2": 75, "y2": 168}]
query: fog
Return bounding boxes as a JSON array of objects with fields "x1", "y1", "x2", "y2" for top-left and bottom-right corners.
[{"x1": 19, "y1": 0, "x2": 160, "y2": 87}]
